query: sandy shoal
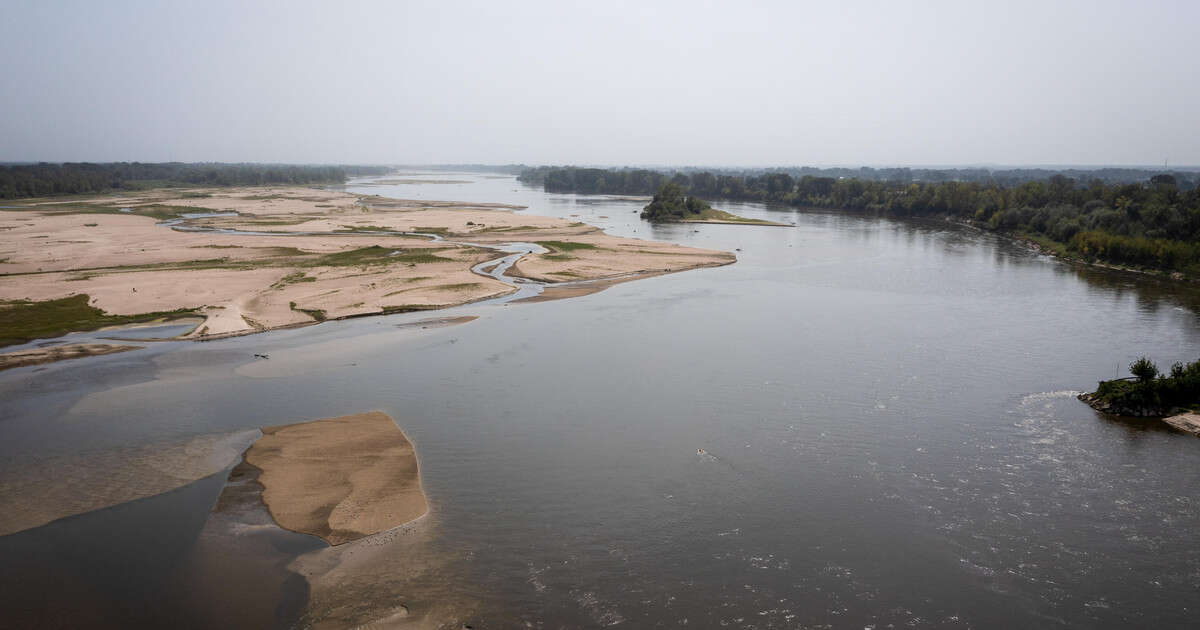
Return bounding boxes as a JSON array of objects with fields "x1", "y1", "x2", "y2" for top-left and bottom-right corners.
[
  {"x1": 1164, "y1": 412, "x2": 1200, "y2": 436},
  {"x1": 0, "y1": 343, "x2": 141, "y2": 371},
  {"x1": 245, "y1": 411, "x2": 427, "y2": 546},
  {"x1": 0, "y1": 429, "x2": 260, "y2": 536},
  {"x1": 1, "y1": 185, "x2": 734, "y2": 341}
]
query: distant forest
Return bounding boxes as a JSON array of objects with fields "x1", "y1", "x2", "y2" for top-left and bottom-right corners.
[
  {"x1": 519, "y1": 166, "x2": 1200, "y2": 278},
  {"x1": 0, "y1": 162, "x2": 391, "y2": 199}
]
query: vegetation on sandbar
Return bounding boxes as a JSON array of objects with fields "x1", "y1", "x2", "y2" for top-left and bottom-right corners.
[
  {"x1": 1083, "y1": 356, "x2": 1200, "y2": 415},
  {"x1": 638, "y1": 183, "x2": 776, "y2": 224},
  {"x1": 639, "y1": 183, "x2": 714, "y2": 221},
  {"x1": 0, "y1": 294, "x2": 197, "y2": 347},
  {"x1": 535, "y1": 241, "x2": 597, "y2": 252}
]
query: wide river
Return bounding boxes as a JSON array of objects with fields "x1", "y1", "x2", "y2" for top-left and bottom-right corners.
[{"x1": 1, "y1": 172, "x2": 1198, "y2": 628}]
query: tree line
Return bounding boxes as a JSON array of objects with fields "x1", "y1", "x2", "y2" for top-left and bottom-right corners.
[
  {"x1": 0, "y1": 162, "x2": 391, "y2": 199},
  {"x1": 1090, "y1": 356, "x2": 1200, "y2": 414},
  {"x1": 518, "y1": 166, "x2": 1200, "y2": 277}
]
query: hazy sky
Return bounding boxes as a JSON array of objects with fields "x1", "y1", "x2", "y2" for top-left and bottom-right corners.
[{"x1": 2, "y1": 0, "x2": 1197, "y2": 166}]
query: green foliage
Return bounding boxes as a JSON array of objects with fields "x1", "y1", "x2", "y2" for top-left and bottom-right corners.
[
  {"x1": 0, "y1": 294, "x2": 196, "y2": 347},
  {"x1": 0, "y1": 162, "x2": 378, "y2": 199},
  {"x1": 308, "y1": 246, "x2": 452, "y2": 267},
  {"x1": 534, "y1": 240, "x2": 597, "y2": 252},
  {"x1": 640, "y1": 183, "x2": 713, "y2": 221},
  {"x1": 1130, "y1": 357, "x2": 1159, "y2": 382},
  {"x1": 1092, "y1": 356, "x2": 1200, "y2": 413},
  {"x1": 529, "y1": 166, "x2": 1200, "y2": 276}
]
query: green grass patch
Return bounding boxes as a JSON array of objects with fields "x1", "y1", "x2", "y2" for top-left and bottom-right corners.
[
  {"x1": 288, "y1": 301, "x2": 327, "y2": 321},
  {"x1": 306, "y1": 245, "x2": 452, "y2": 268},
  {"x1": 412, "y1": 226, "x2": 451, "y2": 235},
  {"x1": 535, "y1": 240, "x2": 597, "y2": 252},
  {"x1": 272, "y1": 271, "x2": 317, "y2": 289},
  {"x1": 0, "y1": 294, "x2": 197, "y2": 347},
  {"x1": 434, "y1": 282, "x2": 482, "y2": 291},
  {"x1": 541, "y1": 253, "x2": 574, "y2": 261},
  {"x1": 36, "y1": 203, "x2": 216, "y2": 221}
]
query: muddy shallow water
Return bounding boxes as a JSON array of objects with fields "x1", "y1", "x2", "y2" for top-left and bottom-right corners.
[{"x1": 1, "y1": 173, "x2": 1199, "y2": 628}]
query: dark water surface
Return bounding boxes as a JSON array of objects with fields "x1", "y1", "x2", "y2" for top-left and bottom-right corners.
[{"x1": 1, "y1": 173, "x2": 1198, "y2": 628}]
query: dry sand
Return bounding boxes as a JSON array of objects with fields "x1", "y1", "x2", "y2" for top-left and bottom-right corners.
[
  {"x1": 245, "y1": 411, "x2": 427, "y2": 545},
  {"x1": 1164, "y1": 412, "x2": 1200, "y2": 436},
  {"x1": 191, "y1": 410, "x2": 471, "y2": 628},
  {"x1": 0, "y1": 342, "x2": 141, "y2": 371},
  {"x1": 0, "y1": 186, "x2": 734, "y2": 343}
]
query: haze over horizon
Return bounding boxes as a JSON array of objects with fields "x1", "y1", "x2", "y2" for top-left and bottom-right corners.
[{"x1": 3, "y1": 0, "x2": 1197, "y2": 167}]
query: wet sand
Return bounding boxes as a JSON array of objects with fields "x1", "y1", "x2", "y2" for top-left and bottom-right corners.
[
  {"x1": 512, "y1": 269, "x2": 674, "y2": 303},
  {"x1": 0, "y1": 429, "x2": 260, "y2": 536},
  {"x1": 0, "y1": 342, "x2": 141, "y2": 371}
]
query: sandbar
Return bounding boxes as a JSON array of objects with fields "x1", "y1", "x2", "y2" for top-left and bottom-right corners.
[
  {"x1": 1164, "y1": 412, "x2": 1200, "y2": 436},
  {"x1": 244, "y1": 411, "x2": 427, "y2": 545},
  {"x1": 1, "y1": 185, "x2": 735, "y2": 344},
  {"x1": 0, "y1": 342, "x2": 140, "y2": 371}
]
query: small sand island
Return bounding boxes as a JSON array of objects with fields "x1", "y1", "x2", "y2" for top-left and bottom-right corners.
[
  {"x1": 640, "y1": 182, "x2": 789, "y2": 226},
  {"x1": 0, "y1": 184, "x2": 735, "y2": 356},
  {"x1": 0, "y1": 342, "x2": 140, "y2": 371},
  {"x1": 243, "y1": 411, "x2": 427, "y2": 545},
  {"x1": 1080, "y1": 356, "x2": 1200, "y2": 436}
]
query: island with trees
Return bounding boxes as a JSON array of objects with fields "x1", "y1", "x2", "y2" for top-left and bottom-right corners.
[
  {"x1": 1080, "y1": 357, "x2": 1200, "y2": 435},
  {"x1": 521, "y1": 166, "x2": 1200, "y2": 279},
  {"x1": 640, "y1": 183, "x2": 787, "y2": 225}
]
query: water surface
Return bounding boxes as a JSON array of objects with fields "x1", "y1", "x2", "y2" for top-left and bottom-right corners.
[{"x1": 1, "y1": 172, "x2": 1198, "y2": 628}]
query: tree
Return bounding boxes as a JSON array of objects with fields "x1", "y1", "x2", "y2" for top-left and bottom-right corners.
[{"x1": 1130, "y1": 357, "x2": 1159, "y2": 383}]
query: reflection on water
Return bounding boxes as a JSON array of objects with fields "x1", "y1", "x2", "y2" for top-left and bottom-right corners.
[{"x1": 1, "y1": 172, "x2": 1198, "y2": 628}]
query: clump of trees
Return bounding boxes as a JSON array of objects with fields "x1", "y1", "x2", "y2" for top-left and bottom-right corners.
[
  {"x1": 521, "y1": 166, "x2": 1200, "y2": 277},
  {"x1": 0, "y1": 162, "x2": 391, "y2": 199},
  {"x1": 640, "y1": 183, "x2": 712, "y2": 221},
  {"x1": 1092, "y1": 357, "x2": 1200, "y2": 413}
]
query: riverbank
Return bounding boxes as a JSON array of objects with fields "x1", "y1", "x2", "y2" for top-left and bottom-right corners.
[{"x1": 0, "y1": 185, "x2": 735, "y2": 351}]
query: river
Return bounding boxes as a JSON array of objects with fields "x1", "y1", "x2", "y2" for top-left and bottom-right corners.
[{"x1": 1, "y1": 172, "x2": 1198, "y2": 628}]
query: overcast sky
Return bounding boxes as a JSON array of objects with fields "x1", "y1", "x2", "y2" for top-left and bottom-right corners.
[{"x1": 2, "y1": 0, "x2": 1197, "y2": 166}]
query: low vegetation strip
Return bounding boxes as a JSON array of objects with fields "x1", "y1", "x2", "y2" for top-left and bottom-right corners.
[
  {"x1": 534, "y1": 240, "x2": 598, "y2": 252},
  {"x1": 1080, "y1": 356, "x2": 1200, "y2": 417},
  {"x1": 0, "y1": 294, "x2": 196, "y2": 347}
]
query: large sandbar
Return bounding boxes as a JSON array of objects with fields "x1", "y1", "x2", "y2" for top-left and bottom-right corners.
[{"x1": 244, "y1": 411, "x2": 427, "y2": 545}]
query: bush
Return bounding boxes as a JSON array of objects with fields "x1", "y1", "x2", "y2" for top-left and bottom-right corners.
[{"x1": 1130, "y1": 357, "x2": 1159, "y2": 383}]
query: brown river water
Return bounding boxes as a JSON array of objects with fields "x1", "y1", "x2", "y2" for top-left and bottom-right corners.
[{"x1": 0, "y1": 172, "x2": 1198, "y2": 628}]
